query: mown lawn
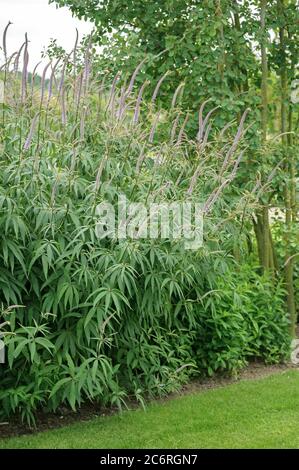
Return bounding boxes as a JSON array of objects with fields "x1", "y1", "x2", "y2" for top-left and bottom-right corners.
[{"x1": 1, "y1": 370, "x2": 299, "y2": 449}]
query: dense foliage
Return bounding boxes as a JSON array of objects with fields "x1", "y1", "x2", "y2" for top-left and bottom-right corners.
[
  {"x1": 0, "y1": 36, "x2": 291, "y2": 426},
  {"x1": 51, "y1": 0, "x2": 299, "y2": 331}
]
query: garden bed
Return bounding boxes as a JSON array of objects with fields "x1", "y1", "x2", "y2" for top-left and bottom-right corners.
[{"x1": 0, "y1": 361, "x2": 293, "y2": 440}]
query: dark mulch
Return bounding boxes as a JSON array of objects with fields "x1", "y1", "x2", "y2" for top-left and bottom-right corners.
[
  {"x1": 0, "y1": 361, "x2": 296, "y2": 440},
  {"x1": 0, "y1": 402, "x2": 121, "y2": 440}
]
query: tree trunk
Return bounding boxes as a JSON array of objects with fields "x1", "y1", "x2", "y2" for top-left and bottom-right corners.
[
  {"x1": 278, "y1": 0, "x2": 297, "y2": 336},
  {"x1": 255, "y1": 0, "x2": 276, "y2": 274}
]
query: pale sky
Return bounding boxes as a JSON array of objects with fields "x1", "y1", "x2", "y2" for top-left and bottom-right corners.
[{"x1": 1, "y1": 0, "x2": 93, "y2": 72}]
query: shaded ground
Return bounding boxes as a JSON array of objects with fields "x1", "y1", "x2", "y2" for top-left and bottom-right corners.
[{"x1": 0, "y1": 361, "x2": 295, "y2": 440}]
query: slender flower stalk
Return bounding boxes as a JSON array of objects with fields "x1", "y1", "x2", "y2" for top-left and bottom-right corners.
[
  {"x1": 186, "y1": 156, "x2": 210, "y2": 195},
  {"x1": 125, "y1": 58, "x2": 147, "y2": 98},
  {"x1": 82, "y1": 35, "x2": 93, "y2": 97},
  {"x1": 21, "y1": 34, "x2": 29, "y2": 103},
  {"x1": 219, "y1": 119, "x2": 236, "y2": 139},
  {"x1": 200, "y1": 122, "x2": 212, "y2": 150},
  {"x1": 203, "y1": 178, "x2": 231, "y2": 214},
  {"x1": 47, "y1": 58, "x2": 61, "y2": 106},
  {"x1": 96, "y1": 74, "x2": 107, "y2": 119},
  {"x1": 204, "y1": 150, "x2": 245, "y2": 214},
  {"x1": 73, "y1": 28, "x2": 79, "y2": 78},
  {"x1": 23, "y1": 112, "x2": 40, "y2": 150},
  {"x1": 170, "y1": 112, "x2": 181, "y2": 143},
  {"x1": 1, "y1": 51, "x2": 17, "y2": 109},
  {"x1": 171, "y1": 82, "x2": 185, "y2": 109},
  {"x1": 58, "y1": 59, "x2": 67, "y2": 96},
  {"x1": 0, "y1": 51, "x2": 17, "y2": 72},
  {"x1": 40, "y1": 61, "x2": 51, "y2": 107},
  {"x1": 95, "y1": 154, "x2": 108, "y2": 192},
  {"x1": 75, "y1": 69, "x2": 84, "y2": 108},
  {"x1": 133, "y1": 80, "x2": 149, "y2": 125},
  {"x1": 176, "y1": 113, "x2": 189, "y2": 146},
  {"x1": 61, "y1": 85, "x2": 67, "y2": 125},
  {"x1": 106, "y1": 72, "x2": 121, "y2": 113},
  {"x1": 219, "y1": 109, "x2": 249, "y2": 177},
  {"x1": 229, "y1": 149, "x2": 245, "y2": 180},
  {"x1": 197, "y1": 106, "x2": 220, "y2": 143},
  {"x1": 117, "y1": 85, "x2": 127, "y2": 121},
  {"x1": 149, "y1": 111, "x2": 161, "y2": 143},
  {"x1": 57, "y1": 59, "x2": 69, "y2": 125},
  {"x1": 197, "y1": 99, "x2": 211, "y2": 142},
  {"x1": 254, "y1": 160, "x2": 284, "y2": 198},
  {"x1": 80, "y1": 106, "x2": 87, "y2": 140},
  {"x1": 151, "y1": 71, "x2": 170, "y2": 104},
  {"x1": 13, "y1": 41, "x2": 25, "y2": 74},
  {"x1": 30, "y1": 61, "x2": 41, "y2": 100},
  {"x1": 2, "y1": 21, "x2": 12, "y2": 63}
]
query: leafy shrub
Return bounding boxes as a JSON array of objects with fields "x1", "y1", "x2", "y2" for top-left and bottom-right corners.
[
  {"x1": 193, "y1": 265, "x2": 290, "y2": 376},
  {"x1": 0, "y1": 36, "x2": 291, "y2": 425}
]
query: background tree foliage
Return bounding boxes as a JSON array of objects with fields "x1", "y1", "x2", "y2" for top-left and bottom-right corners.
[
  {"x1": 52, "y1": 0, "x2": 260, "y2": 127},
  {"x1": 52, "y1": 0, "x2": 299, "y2": 329}
]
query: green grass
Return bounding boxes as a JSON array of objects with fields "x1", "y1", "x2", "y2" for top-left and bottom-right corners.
[{"x1": 1, "y1": 370, "x2": 299, "y2": 449}]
